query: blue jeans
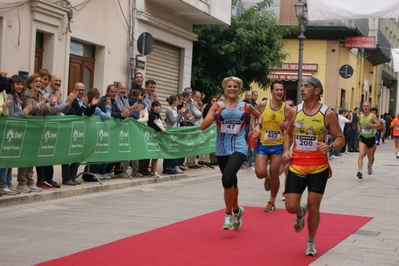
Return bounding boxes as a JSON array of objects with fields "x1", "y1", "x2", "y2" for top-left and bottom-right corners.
[
  {"x1": 177, "y1": 158, "x2": 185, "y2": 166},
  {"x1": 61, "y1": 163, "x2": 80, "y2": 182},
  {"x1": 0, "y1": 168, "x2": 11, "y2": 188},
  {"x1": 163, "y1": 159, "x2": 177, "y2": 171},
  {"x1": 349, "y1": 130, "x2": 359, "y2": 151}
]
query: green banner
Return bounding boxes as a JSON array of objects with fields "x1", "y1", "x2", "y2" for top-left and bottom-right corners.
[{"x1": 0, "y1": 116, "x2": 217, "y2": 168}]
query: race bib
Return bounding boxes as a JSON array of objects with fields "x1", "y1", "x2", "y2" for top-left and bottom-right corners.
[
  {"x1": 220, "y1": 120, "x2": 241, "y2": 134},
  {"x1": 295, "y1": 135, "x2": 317, "y2": 151},
  {"x1": 264, "y1": 130, "x2": 280, "y2": 141},
  {"x1": 362, "y1": 127, "x2": 372, "y2": 134}
]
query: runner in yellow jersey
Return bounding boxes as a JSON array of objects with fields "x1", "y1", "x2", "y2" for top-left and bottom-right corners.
[
  {"x1": 282, "y1": 77, "x2": 344, "y2": 256},
  {"x1": 252, "y1": 80, "x2": 288, "y2": 212}
]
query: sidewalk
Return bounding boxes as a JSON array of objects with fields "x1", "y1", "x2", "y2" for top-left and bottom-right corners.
[{"x1": 0, "y1": 161, "x2": 217, "y2": 207}]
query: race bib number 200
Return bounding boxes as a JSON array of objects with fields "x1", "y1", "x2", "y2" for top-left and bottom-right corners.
[
  {"x1": 220, "y1": 120, "x2": 241, "y2": 134},
  {"x1": 295, "y1": 135, "x2": 317, "y2": 151}
]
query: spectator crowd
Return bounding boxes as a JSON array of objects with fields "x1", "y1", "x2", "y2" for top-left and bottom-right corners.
[{"x1": 0, "y1": 69, "x2": 221, "y2": 196}]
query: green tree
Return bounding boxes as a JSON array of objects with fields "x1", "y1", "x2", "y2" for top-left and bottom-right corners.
[{"x1": 192, "y1": 0, "x2": 296, "y2": 97}]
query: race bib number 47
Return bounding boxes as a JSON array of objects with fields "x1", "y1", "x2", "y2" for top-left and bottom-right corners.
[{"x1": 221, "y1": 120, "x2": 241, "y2": 134}]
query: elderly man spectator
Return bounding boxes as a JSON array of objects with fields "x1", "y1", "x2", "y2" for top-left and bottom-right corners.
[
  {"x1": 184, "y1": 87, "x2": 203, "y2": 169},
  {"x1": 97, "y1": 84, "x2": 128, "y2": 178},
  {"x1": 61, "y1": 82, "x2": 96, "y2": 185},
  {"x1": 36, "y1": 75, "x2": 77, "y2": 189},
  {"x1": 114, "y1": 81, "x2": 143, "y2": 177}
]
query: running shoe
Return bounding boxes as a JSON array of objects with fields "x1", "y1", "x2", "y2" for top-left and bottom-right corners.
[
  {"x1": 132, "y1": 171, "x2": 143, "y2": 177},
  {"x1": 170, "y1": 169, "x2": 179, "y2": 175},
  {"x1": 294, "y1": 205, "x2": 307, "y2": 232},
  {"x1": 367, "y1": 164, "x2": 372, "y2": 175},
  {"x1": 222, "y1": 214, "x2": 233, "y2": 230},
  {"x1": 233, "y1": 207, "x2": 244, "y2": 230},
  {"x1": 179, "y1": 164, "x2": 189, "y2": 171},
  {"x1": 357, "y1": 171, "x2": 363, "y2": 179},
  {"x1": 174, "y1": 166, "x2": 184, "y2": 173},
  {"x1": 101, "y1": 174, "x2": 111, "y2": 180},
  {"x1": 28, "y1": 184, "x2": 42, "y2": 192},
  {"x1": 264, "y1": 177, "x2": 271, "y2": 191},
  {"x1": 305, "y1": 242, "x2": 317, "y2": 256},
  {"x1": 264, "y1": 201, "x2": 276, "y2": 212},
  {"x1": 150, "y1": 172, "x2": 161, "y2": 178}
]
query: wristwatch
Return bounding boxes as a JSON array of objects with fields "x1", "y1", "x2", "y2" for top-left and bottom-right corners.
[{"x1": 329, "y1": 144, "x2": 334, "y2": 152}]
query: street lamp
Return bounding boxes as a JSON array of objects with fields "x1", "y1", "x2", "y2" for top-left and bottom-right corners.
[{"x1": 294, "y1": 0, "x2": 308, "y2": 104}]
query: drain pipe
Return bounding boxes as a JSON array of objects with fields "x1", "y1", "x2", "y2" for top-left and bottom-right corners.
[{"x1": 128, "y1": 0, "x2": 137, "y2": 92}]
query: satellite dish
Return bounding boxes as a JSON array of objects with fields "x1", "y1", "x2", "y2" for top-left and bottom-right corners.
[{"x1": 137, "y1": 32, "x2": 154, "y2": 55}]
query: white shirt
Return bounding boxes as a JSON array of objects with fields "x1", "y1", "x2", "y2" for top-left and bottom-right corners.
[{"x1": 338, "y1": 114, "x2": 349, "y2": 133}]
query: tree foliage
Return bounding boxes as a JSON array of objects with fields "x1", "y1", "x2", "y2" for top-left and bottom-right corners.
[{"x1": 191, "y1": 0, "x2": 296, "y2": 97}]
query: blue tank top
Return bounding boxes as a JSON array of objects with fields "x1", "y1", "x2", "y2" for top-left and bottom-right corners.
[{"x1": 215, "y1": 101, "x2": 247, "y2": 156}]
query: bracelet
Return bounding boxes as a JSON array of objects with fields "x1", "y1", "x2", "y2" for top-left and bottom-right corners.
[
  {"x1": 256, "y1": 122, "x2": 262, "y2": 129},
  {"x1": 212, "y1": 113, "x2": 218, "y2": 120}
]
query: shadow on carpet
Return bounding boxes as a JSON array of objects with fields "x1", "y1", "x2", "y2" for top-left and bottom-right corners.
[{"x1": 37, "y1": 207, "x2": 372, "y2": 266}]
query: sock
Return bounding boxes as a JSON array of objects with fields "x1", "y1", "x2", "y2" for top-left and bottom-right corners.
[
  {"x1": 269, "y1": 197, "x2": 276, "y2": 203},
  {"x1": 297, "y1": 206, "x2": 304, "y2": 218},
  {"x1": 233, "y1": 208, "x2": 239, "y2": 215},
  {"x1": 358, "y1": 170, "x2": 362, "y2": 174},
  {"x1": 307, "y1": 237, "x2": 315, "y2": 243}
]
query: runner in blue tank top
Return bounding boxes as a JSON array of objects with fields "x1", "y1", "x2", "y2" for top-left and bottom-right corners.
[{"x1": 201, "y1": 76, "x2": 260, "y2": 230}]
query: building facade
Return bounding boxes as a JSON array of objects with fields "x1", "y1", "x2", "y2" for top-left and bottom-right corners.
[
  {"x1": 240, "y1": 0, "x2": 398, "y2": 116},
  {"x1": 0, "y1": 0, "x2": 231, "y2": 107}
]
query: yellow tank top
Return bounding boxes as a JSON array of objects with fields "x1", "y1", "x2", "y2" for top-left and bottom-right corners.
[
  {"x1": 289, "y1": 103, "x2": 329, "y2": 175},
  {"x1": 260, "y1": 100, "x2": 285, "y2": 146}
]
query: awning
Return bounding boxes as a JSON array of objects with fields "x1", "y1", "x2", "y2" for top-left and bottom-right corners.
[{"x1": 268, "y1": 70, "x2": 313, "y2": 81}]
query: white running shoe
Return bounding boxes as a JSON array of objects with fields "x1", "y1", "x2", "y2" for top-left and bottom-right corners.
[
  {"x1": 174, "y1": 166, "x2": 184, "y2": 173},
  {"x1": 150, "y1": 172, "x2": 161, "y2": 178},
  {"x1": 305, "y1": 242, "x2": 317, "y2": 256},
  {"x1": 233, "y1": 207, "x2": 244, "y2": 230},
  {"x1": 367, "y1": 164, "x2": 372, "y2": 175},
  {"x1": 222, "y1": 214, "x2": 233, "y2": 230}
]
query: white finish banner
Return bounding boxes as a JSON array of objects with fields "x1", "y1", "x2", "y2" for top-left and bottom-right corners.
[
  {"x1": 307, "y1": 0, "x2": 399, "y2": 21},
  {"x1": 391, "y1": 49, "x2": 399, "y2": 73}
]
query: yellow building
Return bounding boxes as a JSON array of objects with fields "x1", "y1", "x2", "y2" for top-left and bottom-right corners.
[{"x1": 241, "y1": 0, "x2": 397, "y2": 116}]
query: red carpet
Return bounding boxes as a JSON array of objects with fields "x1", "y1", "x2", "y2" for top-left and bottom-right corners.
[{"x1": 38, "y1": 207, "x2": 372, "y2": 266}]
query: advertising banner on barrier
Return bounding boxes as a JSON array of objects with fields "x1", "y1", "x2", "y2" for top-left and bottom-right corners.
[{"x1": 0, "y1": 116, "x2": 217, "y2": 168}]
